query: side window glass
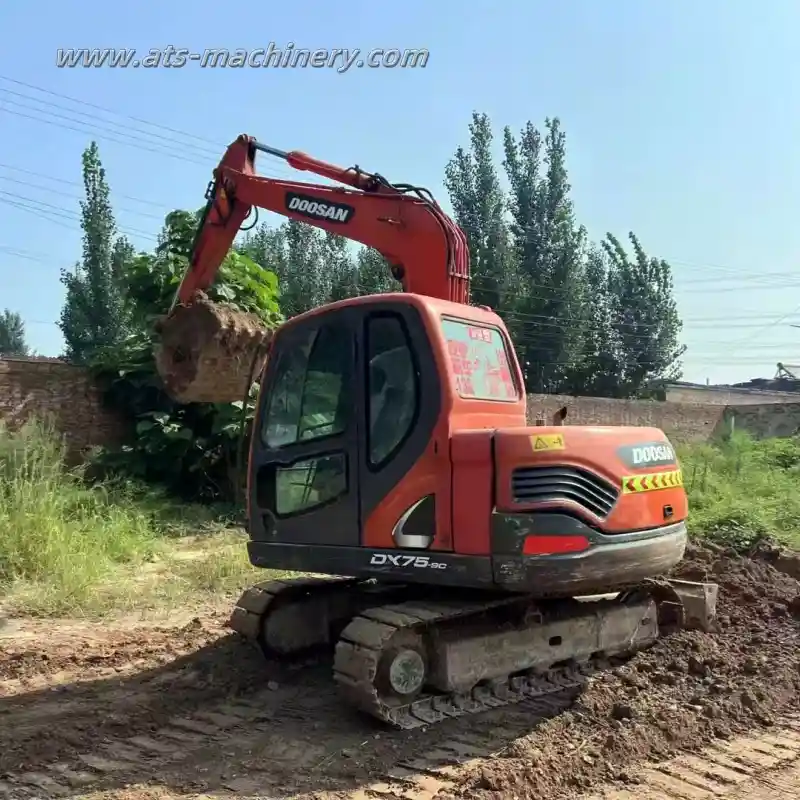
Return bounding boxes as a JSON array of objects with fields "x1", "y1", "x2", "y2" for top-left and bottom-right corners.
[
  {"x1": 366, "y1": 314, "x2": 418, "y2": 467},
  {"x1": 275, "y1": 453, "x2": 347, "y2": 516},
  {"x1": 262, "y1": 324, "x2": 352, "y2": 448}
]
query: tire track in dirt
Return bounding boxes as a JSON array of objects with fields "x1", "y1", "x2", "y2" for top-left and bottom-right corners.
[
  {"x1": 341, "y1": 717, "x2": 800, "y2": 799},
  {"x1": 0, "y1": 652, "x2": 582, "y2": 798},
  {"x1": 576, "y1": 718, "x2": 800, "y2": 800}
]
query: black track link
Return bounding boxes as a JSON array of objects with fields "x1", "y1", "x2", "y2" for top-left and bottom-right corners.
[
  {"x1": 332, "y1": 597, "x2": 596, "y2": 730},
  {"x1": 229, "y1": 574, "x2": 364, "y2": 645}
]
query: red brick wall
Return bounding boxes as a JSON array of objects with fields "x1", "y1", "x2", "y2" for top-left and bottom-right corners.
[
  {"x1": 0, "y1": 359, "x2": 770, "y2": 458},
  {"x1": 0, "y1": 357, "x2": 128, "y2": 458},
  {"x1": 526, "y1": 393, "x2": 725, "y2": 443}
]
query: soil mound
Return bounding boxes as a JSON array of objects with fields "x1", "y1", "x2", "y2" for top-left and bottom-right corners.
[
  {"x1": 453, "y1": 541, "x2": 800, "y2": 800},
  {"x1": 154, "y1": 294, "x2": 273, "y2": 404}
]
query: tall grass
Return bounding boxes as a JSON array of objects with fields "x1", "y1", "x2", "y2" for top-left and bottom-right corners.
[
  {"x1": 679, "y1": 430, "x2": 800, "y2": 550},
  {"x1": 0, "y1": 419, "x2": 164, "y2": 614},
  {"x1": 3, "y1": 418, "x2": 798, "y2": 618}
]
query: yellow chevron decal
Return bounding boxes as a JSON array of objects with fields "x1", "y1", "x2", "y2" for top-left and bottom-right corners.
[{"x1": 621, "y1": 469, "x2": 683, "y2": 494}]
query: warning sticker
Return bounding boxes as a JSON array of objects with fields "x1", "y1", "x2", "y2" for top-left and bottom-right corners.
[
  {"x1": 621, "y1": 469, "x2": 683, "y2": 494},
  {"x1": 530, "y1": 433, "x2": 566, "y2": 452}
]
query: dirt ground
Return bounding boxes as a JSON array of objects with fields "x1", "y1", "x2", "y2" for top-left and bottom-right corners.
[{"x1": 1, "y1": 541, "x2": 800, "y2": 800}]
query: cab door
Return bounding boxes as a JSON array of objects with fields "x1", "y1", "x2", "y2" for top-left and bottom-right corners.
[
  {"x1": 248, "y1": 307, "x2": 361, "y2": 546},
  {"x1": 356, "y1": 302, "x2": 445, "y2": 550}
]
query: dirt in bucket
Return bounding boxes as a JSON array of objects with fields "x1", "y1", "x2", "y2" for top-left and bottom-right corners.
[{"x1": 154, "y1": 294, "x2": 274, "y2": 404}]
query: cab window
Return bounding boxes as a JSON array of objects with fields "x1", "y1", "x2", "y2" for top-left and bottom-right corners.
[
  {"x1": 366, "y1": 313, "x2": 419, "y2": 467},
  {"x1": 262, "y1": 323, "x2": 353, "y2": 448},
  {"x1": 440, "y1": 318, "x2": 518, "y2": 400}
]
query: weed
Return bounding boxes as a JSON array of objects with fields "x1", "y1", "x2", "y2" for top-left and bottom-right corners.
[
  {"x1": 0, "y1": 420, "x2": 235, "y2": 616},
  {"x1": 680, "y1": 430, "x2": 800, "y2": 550}
]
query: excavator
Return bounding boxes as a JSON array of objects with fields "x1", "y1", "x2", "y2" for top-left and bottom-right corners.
[{"x1": 154, "y1": 134, "x2": 718, "y2": 730}]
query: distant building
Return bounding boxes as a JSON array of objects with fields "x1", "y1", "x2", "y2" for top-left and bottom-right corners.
[{"x1": 661, "y1": 380, "x2": 800, "y2": 406}]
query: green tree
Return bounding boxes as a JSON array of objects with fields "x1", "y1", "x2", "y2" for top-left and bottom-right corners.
[
  {"x1": 324, "y1": 232, "x2": 357, "y2": 302},
  {"x1": 155, "y1": 209, "x2": 201, "y2": 258},
  {"x1": 92, "y1": 207, "x2": 282, "y2": 500},
  {"x1": 444, "y1": 111, "x2": 515, "y2": 312},
  {"x1": 59, "y1": 141, "x2": 130, "y2": 363},
  {"x1": 443, "y1": 111, "x2": 684, "y2": 399},
  {"x1": 502, "y1": 117, "x2": 587, "y2": 392},
  {"x1": 564, "y1": 245, "x2": 624, "y2": 396},
  {"x1": 601, "y1": 232, "x2": 685, "y2": 396},
  {"x1": 237, "y1": 221, "x2": 288, "y2": 293},
  {"x1": 355, "y1": 247, "x2": 398, "y2": 296},
  {"x1": 263, "y1": 220, "x2": 327, "y2": 317},
  {"x1": 0, "y1": 309, "x2": 29, "y2": 356}
]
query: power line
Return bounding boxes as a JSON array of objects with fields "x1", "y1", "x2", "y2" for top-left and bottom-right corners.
[
  {"x1": 3, "y1": 75, "x2": 798, "y2": 285},
  {"x1": 692, "y1": 299, "x2": 800, "y2": 376},
  {"x1": 0, "y1": 87, "x2": 219, "y2": 158},
  {"x1": 0, "y1": 83, "x2": 298, "y2": 181},
  {"x1": 0, "y1": 74, "x2": 223, "y2": 147},
  {"x1": 0, "y1": 173, "x2": 165, "y2": 221},
  {"x1": 2, "y1": 75, "x2": 797, "y2": 366},
  {"x1": 0, "y1": 102, "x2": 211, "y2": 166},
  {"x1": 0, "y1": 163, "x2": 173, "y2": 208}
]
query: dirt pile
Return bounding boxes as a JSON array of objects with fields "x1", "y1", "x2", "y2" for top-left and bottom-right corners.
[
  {"x1": 453, "y1": 541, "x2": 800, "y2": 800},
  {"x1": 154, "y1": 294, "x2": 273, "y2": 404}
]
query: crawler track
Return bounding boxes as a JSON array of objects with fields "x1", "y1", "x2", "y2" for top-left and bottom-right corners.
[
  {"x1": 333, "y1": 597, "x2": 594, "y2": 729},
  {"x1": 231, "y1": 575, "x2": 680, "y2": 730}
]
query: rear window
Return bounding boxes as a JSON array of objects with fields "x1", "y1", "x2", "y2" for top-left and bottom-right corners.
[{"x1": 441, "y1": 318, "x2": 518, "y2": 401}]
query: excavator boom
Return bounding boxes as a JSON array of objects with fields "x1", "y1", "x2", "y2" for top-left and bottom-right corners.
[
  {"x1": 174, "y1": 134, "x2": 470, "y2": 309},
  {"x1": 157, "y1": 134, "x2": 471, "y2": 404}
]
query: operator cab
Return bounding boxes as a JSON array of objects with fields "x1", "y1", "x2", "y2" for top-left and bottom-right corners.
[{"x1": 247, "y1": 293, "x2": 524, "y2": 570}]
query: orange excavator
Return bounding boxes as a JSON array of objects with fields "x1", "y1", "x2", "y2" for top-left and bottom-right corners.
[{"x1": 155, "y1": 135, "x2": 718, "y2": 729}]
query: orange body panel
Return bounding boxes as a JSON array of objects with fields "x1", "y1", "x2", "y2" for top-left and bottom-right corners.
[
  {"x1": 494, "y1": 425, "x2": 688, "y2": 533},
  {"x1": 358, "y1": 296, "x2": 525, "y2": 551},
  {"x1": 255, "y1": 295, "x2": 687, "y2": 560},
  {"x1": 450, "y1": 430, "x2": 495, "y2": 554}
]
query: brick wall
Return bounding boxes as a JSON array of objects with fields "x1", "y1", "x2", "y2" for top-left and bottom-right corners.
[
  {"x1": 722, "y1": 402, "x2": 800, "y2": 440},
  {"x1": 0, "y1": 357, "x2": 127, "y2": 458},
  {"x1": 526, "y1": 393, "x2": 724, "y2": 443},
  {"x1": 665, "y1": 385, "x2": 800, "y2": 406},
  {"x1": 0, "y1": 358, "x2": 792, "y2": 460}
]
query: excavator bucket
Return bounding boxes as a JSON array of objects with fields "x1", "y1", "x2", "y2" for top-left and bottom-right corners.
[{"x1": 154, "y1": 294, "x2": 274, "y2": 404}]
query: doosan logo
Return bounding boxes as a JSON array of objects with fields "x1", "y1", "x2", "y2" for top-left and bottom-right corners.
[
  {"x1": 632, "y1": 444, "x2": 675, "y2": 465},
  {"x1": 285, "y1": 192, "x2": 355, "y2": 224},
  {"x1": 617, "y1": 441, "x2": 677, "y2": 468}
]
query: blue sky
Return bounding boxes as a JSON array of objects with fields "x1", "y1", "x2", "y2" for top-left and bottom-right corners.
[{"x1": 1, "y1": 0, "x2": 799, "y2": 384}]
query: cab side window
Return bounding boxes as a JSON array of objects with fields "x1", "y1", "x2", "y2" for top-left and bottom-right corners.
[
  {"x1": 261, "y1": 323, "x2": 352, "y2": 517},
  {"x1": 366, "y1": 314, "x2": 418, "y2": 468},
  {"x1": 262, "y1": 323, "x2": 352, "y2": 448}
]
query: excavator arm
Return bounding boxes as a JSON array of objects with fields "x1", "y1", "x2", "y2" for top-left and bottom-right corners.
[
  {"x1": 157, "y1": 135, "x2": 471, "y2": 404},
  {"x1": 172, "y1": 135, "x2": 470, "y2": 309}
]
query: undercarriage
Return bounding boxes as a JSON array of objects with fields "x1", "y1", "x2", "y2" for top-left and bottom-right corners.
[{"x1": 228, "y1": 574, "x2": 719, "y2": 729}]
